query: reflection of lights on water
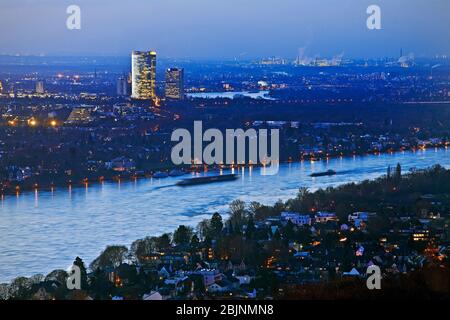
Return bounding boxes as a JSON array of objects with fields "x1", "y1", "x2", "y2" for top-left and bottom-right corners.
[{"x1": 35, "y1": 189, "x2": 39, "y2": 207}]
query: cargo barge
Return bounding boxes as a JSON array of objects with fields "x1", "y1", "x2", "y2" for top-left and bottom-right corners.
[
  {"x1": 176, "y1": 174, "x2": 239, "y2": 186},
  {"x1": 310, "y1": 170, "x2": 337, "y2": 177}
]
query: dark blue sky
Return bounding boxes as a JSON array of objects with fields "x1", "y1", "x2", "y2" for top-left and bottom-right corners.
[{"x1": 1, "y1": 0, "x2": 449, "y2": 58}]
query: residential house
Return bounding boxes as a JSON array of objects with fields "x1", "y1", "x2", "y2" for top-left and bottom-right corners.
[
  {"x1": 314, "y1": 212, "x2": 338, "y2": 223},
  {"x1": 281, "y1": 212, "x2": 312, "y2": 226},
  {"x1": 143, "y1": 291, "x2": 163, "y2": 300}
]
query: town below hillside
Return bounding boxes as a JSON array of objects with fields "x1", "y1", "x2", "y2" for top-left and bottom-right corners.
[{"x1": 1, "y1": 164, "x2": 450, "y2": 300}]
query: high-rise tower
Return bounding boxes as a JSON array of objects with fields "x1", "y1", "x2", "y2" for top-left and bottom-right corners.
[
  {"x1": 131, "y1": 51, "x2": 156, "y2": 100},
  {"x1": 165, "y1": 68, "x2": 185, "y2": 100}
]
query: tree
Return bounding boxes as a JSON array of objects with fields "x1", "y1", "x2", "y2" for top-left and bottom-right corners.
[
  {"x1": 0, "y1": 284, "x2": 10, "y2": 300},
  {"x1": 89, "y1": 268, "x2": 113, "y2": 299},
  {"x1": 155, "y1": 233, "x2": 172, "y2": 251},
  {"x1": 283, "y1": 220, "x2": 295, "y2": 240},
  {"x1": 395, "y1": 163, "x2": 402, "y2": 181},
  {"x1": 130, "y1": 237, "x2": 157, "y2": 263},
  {"x1": 210, "y1": 212, "x2": 224, "y2": 235},
  {"x1": 251, "y1": 270, "x2": 278, "y2": 295},
  {"x1": 273, "y1": 199, "x2": 285, "y2": 214},
  {"x1": 90, "y1": 245, "x2": 129, "y2": 271},
  {"x1": 297, "y1": 187, "x2": 310, "y2": 202},
  {"x1": 45, "y1": 269, "x2": 68, "y2": 286},
  {"x1": 73, "y1": 256, "x2": 89, "y2": 289},
  {"x1": 249, "y1": 201, "x2": 262, "y2": 215},
  {"x1": 229, "y1": 200, "x2": 245, "y2": 229},
  {"x1": 246, "y1": 214, "x2": 256, "y2": 239},
  {"x1": 190, "y1": 234, "x2": 200, "y2": 247},
  {"x1": 173, "y1": 225, "x2": 194, "y2": 246},
  {"x1": 197, "y1": 219, "x2": 211, "y2": 241},
  {"x1": 229, "y1": 199, "x2": 247, "y2": 232},
  {"x1": 9, "y1": 277, "x2": 33, "y2": 299},
  {"x1": 366, "y1": 216, "x2": 390, "y2": 240}
]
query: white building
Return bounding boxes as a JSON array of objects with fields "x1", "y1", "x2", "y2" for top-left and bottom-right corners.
[
  {"x1": 280, "y1": 212, "x2": 312, "y2": 226},
  {"x1": 348, "y1": 212, "x2": 376, "y2": 228}
]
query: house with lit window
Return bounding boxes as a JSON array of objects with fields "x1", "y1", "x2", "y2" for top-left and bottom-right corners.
[
  {"x1": 314, "y1": 212, "x2": 338, "y2": 223},
  {"x1": 106, "y1": 156, "x2": 136, "y2": 172},
  {"x1": 281, "y1": 212, "x2": 313, "y2": 226},
  {"x1": 348, "y1": 212, "x2": 376, "y2": 228}
]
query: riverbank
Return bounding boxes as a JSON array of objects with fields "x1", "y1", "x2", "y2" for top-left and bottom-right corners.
[
  {"x1": 2, "y1": 165, "x2": 449, "y2": 299},
  {"x1": 0, "y1": 147, "x2": 449, "y2": 283},
  {"x1": 1, "y1": 142, "x2": 448, "y2": 198}
]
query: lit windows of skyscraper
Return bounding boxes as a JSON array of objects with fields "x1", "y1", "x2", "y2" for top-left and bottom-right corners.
[
  {"x1": 131, "y1": 51, "x2": 156, "y2": 100},
  {"x1": 116, "y1": 76, "x2": 128, "y2": 97},
  {"x1": 36, "y1": 80, "x2": 44, "y2": 94},
  {"x1": 0, "y1": 80, "x2": 3, "y2": 94},
  {"x1": 165, "y1": 68, "x2": 185, "y2": 100}
]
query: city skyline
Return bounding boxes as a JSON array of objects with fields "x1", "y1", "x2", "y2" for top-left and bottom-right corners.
[
  {"x1": 1, "y1": 1, "x2": 450, "y2": 304},
  {"x1": 0, "y1": 0, "x2": 449, "y2": 59}
]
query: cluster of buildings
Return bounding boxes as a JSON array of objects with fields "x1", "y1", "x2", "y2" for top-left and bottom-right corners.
[
  {"x1": 120, "y1": 50, "x2": 185, "y2": 101},
  {"x1": 102, "y1": 206, "x2": 446, "y2": 300},
  {"x1": 5, "y1": 182, "x2": 449, "y2": 300},
  {"x1": 0, "y1": 51, "x2": 186, "y2": 103}
]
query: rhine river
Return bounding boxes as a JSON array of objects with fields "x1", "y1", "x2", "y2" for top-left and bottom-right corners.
[{"x1": 0, "y1": 148, "x2": 449, "y2": 282}]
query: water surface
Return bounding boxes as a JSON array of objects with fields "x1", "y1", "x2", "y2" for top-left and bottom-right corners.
[{"x1": 0, "y1": 148, "x2": 449, "y2": 282}]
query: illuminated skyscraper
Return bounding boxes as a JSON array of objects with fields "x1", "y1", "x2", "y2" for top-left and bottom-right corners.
[
  {"x1": 36, "y1": 80, "x2": 44, "y2": 94},
  {"x1": 165, "y1": 68, "x2": 185, "y2": 100},
  {"x1": 131, "y1": 51, "x2": 156, "y2": 100},
  {"x1": 0, "y1": 80, "x2": 3, "y2": 94}
]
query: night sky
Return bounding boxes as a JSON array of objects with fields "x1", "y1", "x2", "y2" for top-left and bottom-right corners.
[{"x1": 0, "y1": 0, "x2": 449, "y2": 58}]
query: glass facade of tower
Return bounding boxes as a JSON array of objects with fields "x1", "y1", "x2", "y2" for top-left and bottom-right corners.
[
  {"x1": 165, "y1": 68, "x2": 185, "y2": 100},
  {"x1": 131, "y1": 51, "x2": 156, "y2": 100}
]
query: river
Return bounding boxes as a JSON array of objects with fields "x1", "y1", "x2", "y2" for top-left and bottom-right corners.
[
  {"x1": 0, "y1": 148, "x2": 449, "y2": 282},
  {"x1": 187, "y1": 90, "x2": 273, "y2": 100}
]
